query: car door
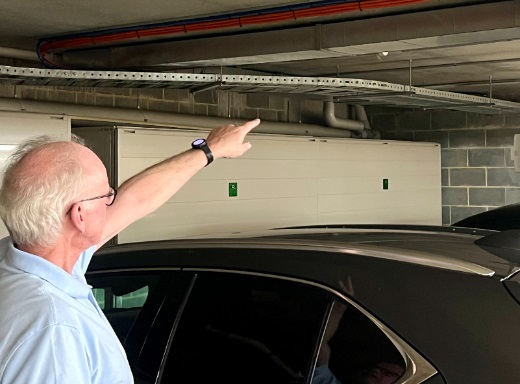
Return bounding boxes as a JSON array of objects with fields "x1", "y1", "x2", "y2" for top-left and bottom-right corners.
[{"x1": 88, "y1": 267, "x2": 437, "y2": 384}]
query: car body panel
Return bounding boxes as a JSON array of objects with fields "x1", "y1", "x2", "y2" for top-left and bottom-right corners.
[
  {"x1": 89, "y1": 225, "x2": 520, "y2": 384},
  {"x1": 93, "y1": 227, "x2": 516, "y2": 278}
]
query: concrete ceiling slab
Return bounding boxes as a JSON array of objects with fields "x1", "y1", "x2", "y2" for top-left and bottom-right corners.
[{"x1": 1, "y1": 0, "x2": 520, "y2": 103}]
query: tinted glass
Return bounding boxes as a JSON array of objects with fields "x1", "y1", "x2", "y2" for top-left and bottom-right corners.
[
  {"x1": 88, "y1": 271, "x2": 182, "y2": 384},
  {"x1": 88, "y1": 273, "x2": 165, "y2": 342},
  {"x1": 313, "y1": 300, "x2": 406, "y2": 384},
  {"x1": 160, "y1": 272, "x2": 330, "y2": 384},
  {"x1": 92, "y1": 285, "x2": 149, "y2": 311}
]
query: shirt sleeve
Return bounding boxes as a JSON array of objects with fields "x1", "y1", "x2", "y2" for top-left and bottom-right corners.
[
  {"x1": 2, "y1": 325, "x2": 92, "y2": 384},
  {"x1": 312, "y1": 364, "x2": 342, "y2": 384}
]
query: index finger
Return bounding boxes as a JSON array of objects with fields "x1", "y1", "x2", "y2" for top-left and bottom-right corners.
[{"x1": 239, "y1": 118, "x2": 261, "y2": 134}]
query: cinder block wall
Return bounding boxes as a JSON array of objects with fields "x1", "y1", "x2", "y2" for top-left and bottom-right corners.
[
  {"x1": 1, "y1": 83, "x2": 518, "y2": 225},
  {"x1": 367, "y1": 107, "x2": 520, "y2": 225}
]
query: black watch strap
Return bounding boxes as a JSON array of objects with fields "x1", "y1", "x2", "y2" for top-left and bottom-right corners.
[{"x1": 191, "y1": 138, "x2": 214, "y2": 166}]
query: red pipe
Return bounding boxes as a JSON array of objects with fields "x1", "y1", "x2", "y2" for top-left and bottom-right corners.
[{"x1": 38, "y1": 0, "x2": 428, "y2": 68}]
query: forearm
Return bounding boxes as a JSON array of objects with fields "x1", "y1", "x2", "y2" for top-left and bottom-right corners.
[
  {"x1": 118, "y1": 148, "x2": 207, "y2": 216},
  {"x1": 101, "y1": 148, "x2": 207, "y2": 243}
]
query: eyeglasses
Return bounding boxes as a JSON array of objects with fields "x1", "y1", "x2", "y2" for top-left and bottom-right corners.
[
  {"x1": 79, "y1": 186, "x2": 117, "y2": 206},
  {"x1": 360, "y1": 364, "x2": 403, "y2": 381},
  {"x1": 67, "y1": 186, "x2": 117, "y2": 214},
  {"x1": 375, "y1": 366, "x2": 401, "y2": 378},
  {"x1": 372, "y1": 364, "x2": 403, "y2": 379}
]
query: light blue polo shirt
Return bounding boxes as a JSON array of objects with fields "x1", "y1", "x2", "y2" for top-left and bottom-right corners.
[
  {"x1": 0, "y1": 237, "x2": 133, "y2": 384},
  {"x1": 312, "y1": 364, "x2": 341, "y2": 384}
]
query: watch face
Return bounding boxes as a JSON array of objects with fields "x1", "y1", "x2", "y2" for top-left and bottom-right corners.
[{"x1": 192, "y1": 138, "x2": 205, "y2": 146}]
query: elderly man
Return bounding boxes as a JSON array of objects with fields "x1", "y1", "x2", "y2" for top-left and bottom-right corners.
[{"x1": 0, "y1": 118, "x2": 260, "y2": 383}]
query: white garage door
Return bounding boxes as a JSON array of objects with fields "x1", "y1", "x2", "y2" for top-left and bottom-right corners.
[{"x1": 115, "y1": 128, "x2": 441, "y2": 243}]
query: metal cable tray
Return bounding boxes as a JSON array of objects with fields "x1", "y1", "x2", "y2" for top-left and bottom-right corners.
[{"x1": 1, "y1": 65, "x2": 520, "y2": 114}]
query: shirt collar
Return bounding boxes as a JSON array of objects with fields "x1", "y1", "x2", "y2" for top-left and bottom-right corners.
[{"x1": 3, "y1": 238, "x2": 90, "y2": 299}]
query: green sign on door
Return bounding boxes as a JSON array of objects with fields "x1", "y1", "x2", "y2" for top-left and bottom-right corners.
[{"x1": 229, "y1": 182, "x2": 238, "y2": 197}]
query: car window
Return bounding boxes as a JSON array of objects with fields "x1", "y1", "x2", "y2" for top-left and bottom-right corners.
[
  {"x1": 88, "y1": 270, "x2": 409, "y2": 384},
  {"x1": 159, "y1": 272, "x2": 330, "y2": 384},
  {"x1": 313, "y1": 299, "x2": 406, "y2": 384},
  {"x1": 87, "y1": 271, "x2": 182, "y2": 375},
  {"x1": 89, "y1": 273, "x2": 166, "y2": 343},
  {"x1": 89, "y1": 270, "x2": 195, "y2": 384},
  {"x1": 92, "y1": 284, "x2": 149, "y2": 310}
]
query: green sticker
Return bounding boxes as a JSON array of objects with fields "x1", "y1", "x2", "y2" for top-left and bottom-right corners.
[
  {"x1": 383, "y1": 179, "x2": 389, "y2": 190},
  {"x1": 229, "y1": 182, "x2": 238, "y2": 197}
]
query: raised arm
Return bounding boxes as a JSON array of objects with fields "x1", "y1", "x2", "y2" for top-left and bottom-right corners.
[{"x1": 98, "y1": 118, "x2": 260, "y2": 248}]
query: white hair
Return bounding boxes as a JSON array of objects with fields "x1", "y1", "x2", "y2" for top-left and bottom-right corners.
[{"x1": 0, "y1": 134, "x2": 86, "y2": 246}]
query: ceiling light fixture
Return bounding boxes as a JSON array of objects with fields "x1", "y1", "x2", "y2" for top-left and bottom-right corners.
[{"x1": 376, "y1": 51, "x2": 389, "y2": 61}]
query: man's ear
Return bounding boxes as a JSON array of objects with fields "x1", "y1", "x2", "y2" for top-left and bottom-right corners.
[{"x1": 69, "y1": 203, "x2": 86, "y2": 234}]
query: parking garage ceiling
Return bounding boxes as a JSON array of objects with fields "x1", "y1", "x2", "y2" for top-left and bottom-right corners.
[{"x1": 1, "y1": 0, "x2": 520, "y2": 112}]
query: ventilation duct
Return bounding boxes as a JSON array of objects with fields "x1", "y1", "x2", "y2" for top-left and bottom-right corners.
[
  {"x1": 37, "y1": 0, "x2": 431, "y2": 68},
  {"x1": 0, "y1": 47, "x2": 39, "y2": 62},
  {"x1": 323, "y1": 102, "x2": 379, "y2": 138}
]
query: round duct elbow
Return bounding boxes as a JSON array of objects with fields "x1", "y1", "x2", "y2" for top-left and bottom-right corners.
[{"x1": 323, "y1": 101, "x2": 365, "y2": 131}]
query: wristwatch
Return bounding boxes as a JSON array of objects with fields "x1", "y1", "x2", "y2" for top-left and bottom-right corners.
[{"x1": 191, "y1": 138, "x2": 214, "y2": 166}]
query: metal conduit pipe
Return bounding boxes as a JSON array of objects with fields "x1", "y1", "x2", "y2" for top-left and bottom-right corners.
[
  {"x1": 353, "y1": 105, "x2": 371, "y2": 130},
  {"x1": 353, "y1": 105, "x2": 380, "y2": 139},
  {"x1": 0, "y1": 47, "x2": 39, "y2": 62},
  {"x1": 0, "y1": 97, "x2": 354, "y2": 138}
]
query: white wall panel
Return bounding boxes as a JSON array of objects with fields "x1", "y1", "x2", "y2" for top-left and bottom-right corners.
[
  {"x1": 117, "y1": 129, "x2": 320, "y2": 243},
  {"x1": 318, "y1": 205, "x2": 440, "y2": 225},
  {"x1": 122, "y1": 213, "x2": 319, "y2": 242},
  {"x1": 0, "y1": 112, "x2": 70, "y2": 238},
  {"x1": 316, "y1": 138, "x2": 441, "y2": 226},
  {"x1": 319, "y1": 175, "x2": 440, "y2": 194},
  {"x1": 119, "y1": 197, "x2": 318, "y2": 242},
  {"x1": 319, "y1": 160, "x2": 438, "y2": 177},
  {"x1": 118, "y1": 158, "x2": 317, "y2": 183},
  {"x1": 114, "y1": 128, "x2": 440, "y2": 243},
  {"x1": 171, "y1": 178, "x2": 317, "y2": 202},
  {"x1": 132, "y1": 196, "x2": 318, "y2": 226}
]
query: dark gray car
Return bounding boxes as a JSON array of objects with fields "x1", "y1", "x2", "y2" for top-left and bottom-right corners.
[{"x1": 87, "y1": 223, "x2": 520, "y2": 384}]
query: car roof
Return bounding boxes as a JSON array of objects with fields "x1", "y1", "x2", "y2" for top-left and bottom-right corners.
[
  {"x1": 453, "y1": 202, "x2": 520, "y2": 231},
  {"x1": 95, "y1": 225, "x2": 520, "y2": 278}
]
